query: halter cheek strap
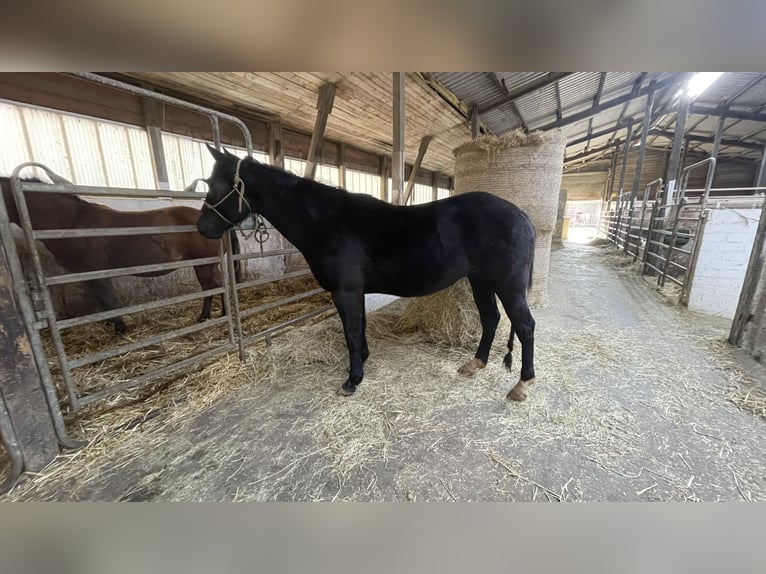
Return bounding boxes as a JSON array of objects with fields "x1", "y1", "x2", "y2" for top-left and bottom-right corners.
[{"x1": 200, "y1": 157, "x2": 253, "y2": 226}]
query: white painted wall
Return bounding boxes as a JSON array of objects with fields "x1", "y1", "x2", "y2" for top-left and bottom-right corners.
[{"x1": 688, "y1": 208, "x2": 761, "y2": 319}]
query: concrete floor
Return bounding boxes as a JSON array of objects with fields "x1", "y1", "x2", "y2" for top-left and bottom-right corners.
[{"x1": 8, "y1": 242, "x2": 766, "y2": 501}]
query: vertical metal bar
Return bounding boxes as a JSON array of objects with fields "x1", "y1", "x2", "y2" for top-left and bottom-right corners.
[
  {"x1": 665, "y1": 89, "x2": 691, "y2": 205},
  {"x1": 432, "y1": 172, "x2": 438, "y2": 202},
  {"x1": 392, "y1": 72, "x2": 405, "y2": 205},
  {"x1": 218, "y1": 239, "x2": 235, "y2": 347},
  {"x1": 210, "y1": 115, "x2": 222, "y2": 150},
  {"x1": 223, "y1": 232, "x2": 245, "y2": 360},
  {"x1": 635, "y1": 179, "x2": 662, "y2": 262},
  {"x1": 642, "y1": 202, "x2": 659, "y2": 275},
  {"x1": 659, "y1": 171, "x2": 691, "y2": 287}
]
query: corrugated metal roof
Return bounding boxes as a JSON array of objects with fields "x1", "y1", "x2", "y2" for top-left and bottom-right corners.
[{"x1": 426, "y1": 72, "x2": 766, "y2": 169}]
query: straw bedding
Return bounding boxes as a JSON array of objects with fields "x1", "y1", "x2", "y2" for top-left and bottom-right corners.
[
  {"x1": 4, "y1": 243, "x2": 765, "y2": 501},
  {"x1": 40, "y1": 274, "x2": 333, "y2": 439}
]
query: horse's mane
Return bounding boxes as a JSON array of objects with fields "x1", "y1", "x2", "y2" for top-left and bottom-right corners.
[{"x1": 254, "y1": 160, "x2": 348, "y2": 196}]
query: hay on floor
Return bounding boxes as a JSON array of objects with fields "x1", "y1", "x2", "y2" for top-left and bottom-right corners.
[{"x1": 39, "y1": 274, "x2": 333, "y2": 441}]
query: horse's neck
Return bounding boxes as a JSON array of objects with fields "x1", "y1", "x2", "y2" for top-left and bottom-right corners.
[{"x1": 248, "y1": 174, "x2": 338, "y2": 253}]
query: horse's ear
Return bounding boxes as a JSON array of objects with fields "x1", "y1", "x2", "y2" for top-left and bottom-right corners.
[{"x1": 206, "y1": 143, "x2": 227, "y2": 162}]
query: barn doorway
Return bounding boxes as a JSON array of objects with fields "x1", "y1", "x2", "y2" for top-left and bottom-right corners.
[{"x1": 564, "y1": 199, "x2": 602, "y2": 244}]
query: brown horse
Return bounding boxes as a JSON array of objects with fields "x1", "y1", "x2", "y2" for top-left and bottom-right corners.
[{"x1": 1, "y1": 177, "x2": 240, "y2": 334}]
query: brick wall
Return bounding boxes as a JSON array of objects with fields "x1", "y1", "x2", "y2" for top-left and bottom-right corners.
[{"x1": 688, "y1": 208, "x2": 761, "y2": 318}]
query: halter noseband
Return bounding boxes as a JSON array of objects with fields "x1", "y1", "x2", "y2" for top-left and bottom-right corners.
[{"x1": 202, "y1": 157, "x2": 253, "y2": 227}]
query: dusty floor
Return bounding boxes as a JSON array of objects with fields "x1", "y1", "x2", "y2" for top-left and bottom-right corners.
[{"x1": 6, "y1": 242, "x2": 766, "y2": 501}]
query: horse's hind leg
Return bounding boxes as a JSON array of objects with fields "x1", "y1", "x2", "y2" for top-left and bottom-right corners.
[
  {"x1": 496, "y1": 287, "x2": 535, "y2": 401},
  {"x1": 85, "y1": 278, "x2": 126, "y2": 335},
  {"x1": 458, "y1": 276, "x2": 499, "y2": 377}
]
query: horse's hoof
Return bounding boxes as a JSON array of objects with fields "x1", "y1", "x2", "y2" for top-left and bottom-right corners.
[
  {"x1": 506, "y1": 378, "x2": 535, "y2": 402},
  {"x1": 336, "y1": 385, "x2": 355, "y2": 397},
  {"x1": 197, "y1": 316, "x2": 210, "y2": 323},
  {"x1": 458, "y1": 358, "x2": 485, "y2": 377}
]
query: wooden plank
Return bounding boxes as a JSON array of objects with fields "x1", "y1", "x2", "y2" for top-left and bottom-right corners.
[
  {"x1": 304, "y1": 83, "x2": 337, "y2": 180},
  {"x1": 403, "y1": 136, "x2": 433, "y2": 204},
  {"x1": 392, "y1": 73, "x2": 405, "y2": 205}
]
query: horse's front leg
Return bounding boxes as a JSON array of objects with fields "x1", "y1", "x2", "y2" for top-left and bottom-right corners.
[
  {"x1": 331, "y1": 289, "x2": 366, "y2": 396},
  {"x1": 85, "y1": 278, "x2": 126, "y2": 335}
]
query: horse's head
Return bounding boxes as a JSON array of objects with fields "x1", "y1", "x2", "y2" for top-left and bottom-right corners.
[{"x1": 197, "y1": 145, "x2": 256, "y2": 239}]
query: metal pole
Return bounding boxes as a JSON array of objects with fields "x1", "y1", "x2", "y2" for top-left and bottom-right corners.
[
  {"x1": 392, "y1": 72, "x2": 405, "y2": 205},
  {"x1": 664, "y1": 89, "x2": 691, "y2": 205},
  {"x1": 614, "y1": 121, "x2": 633, "y2": 247},
  {"x1": 711, "y1": 116, "x2": 726, "y2": 161},
  {"x1": 625, "y1": 90, "x2": 656, "y2": 253}
]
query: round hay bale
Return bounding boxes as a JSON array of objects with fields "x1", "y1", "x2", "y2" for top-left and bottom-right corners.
[{"x1": 453, "y1": 130, "x2": 566, "y2": 306}]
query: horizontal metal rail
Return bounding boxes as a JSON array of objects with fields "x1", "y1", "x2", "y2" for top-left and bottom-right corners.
[
  {"x1": 77, "y1": 342, "x2": 234, "y2": 407},
  {"x1": 33, "y1": 225, "x2": 198, "y2": 239},
  {"x1": 237, "y1": 269, "x2": 313, "y2": 292},
  {"x1": 243, "y1": 304, "x2": 336, "y2": 346},
  {"x1": 68, "y1": 315, "x2": 230, "y2": 369},
  {"x1": 232, "y1": 248, "x2": 299, "y2": 262},
  {"x1": 240, "y1": 289, "x2": 325, "y2": 320},
  {"x1": 46, "y1": 256, "x2": 221, "y2": 286},
  {"x1": 56, "y1": 287, "x2": 225, "y2": 329},
  {"x1": 17, "y1": 181, "x2": 205, "y2": 199}
]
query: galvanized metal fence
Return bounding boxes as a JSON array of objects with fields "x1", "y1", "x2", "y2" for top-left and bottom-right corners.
[
  {"x1": 0, "y1": 165, "x2": 334, "y2": 448},
  {"x1": 599, "y1": 158, "x2": 717, "y2": 304},
  {"x1": 0, "y1": 75, "x2": 334, "y2": 460}
]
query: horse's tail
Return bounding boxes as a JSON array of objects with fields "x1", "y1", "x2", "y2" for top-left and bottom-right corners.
[
  {"x1": 227, "y1": 229, "x2": 242, "y2": 282},
  {"x1": 528, "y1": 247, "x2": 534, "y2": 292}
]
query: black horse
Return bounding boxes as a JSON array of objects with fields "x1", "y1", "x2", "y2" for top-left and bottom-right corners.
[{"x1": 197, "y1": 146, "x2": 537, "y2": 401}]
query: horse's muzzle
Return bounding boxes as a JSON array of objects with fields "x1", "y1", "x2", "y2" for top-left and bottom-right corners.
[{"x1": 196, "y1": 216, "x2": 225, "y2": 239}]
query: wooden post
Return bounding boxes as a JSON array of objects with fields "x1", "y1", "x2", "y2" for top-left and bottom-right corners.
[
  {"x1": 402, "y1": 135, "x2": 433, "y2": 205},
  {"x1": 432, "y1": 172, "x2": 438, "y2": 202},
  {"x1": 0, "y1": 245, "x2": 58, "y2": 476},
  {"x1": 141, "y1": 98, "x2": 170, "y2": 190},
  {"x1": 304, "y1": 83, "x2": 336, "y2": 180},
  {"x1": 730, "y1": 144, "x2": 766, "y2": 350},
  {"x1": 338, "y1": 143, "x2": 346, "y2": 189},
  {"x1": 379, "y1": 156, "x2": 389, "y2": 202},
  {"x1": 470, "y1": 105, "x2": 480, "y2": 139},
  {"x1": 270, "y1": 121, "x2": 284, "y2": 168},
  {"x1": 392, "y1": 72, "x2": 405, "y2": 205}
]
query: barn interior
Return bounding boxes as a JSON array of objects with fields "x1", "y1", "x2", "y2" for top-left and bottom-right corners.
[{"x1": 0, "y1": 72, "x2": 765, "y2": 501}]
